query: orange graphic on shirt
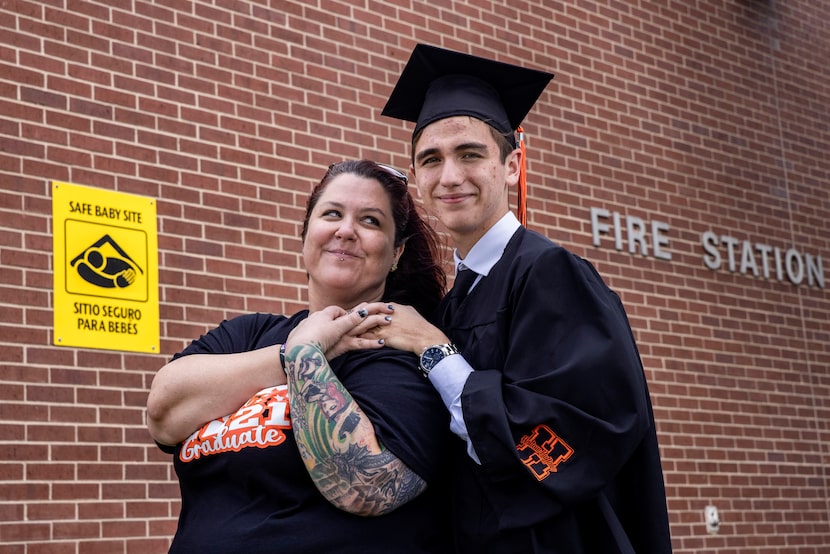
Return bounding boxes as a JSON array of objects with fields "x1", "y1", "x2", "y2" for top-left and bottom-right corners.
[
  {"x1": 179, "y1": 385, "x2": 291, "y2": 462},
  {"x1": 516, "y1": 424, "x2": 574, "y2": 481}
]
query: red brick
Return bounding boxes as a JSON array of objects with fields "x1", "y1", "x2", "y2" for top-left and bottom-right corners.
[{"x1": 2, "y1": 1, "x2": 829, "y2": 551}]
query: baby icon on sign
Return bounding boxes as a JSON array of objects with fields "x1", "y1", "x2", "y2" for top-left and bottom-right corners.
[{"x1": 70, "y1": 234, "x2": 143, "y2": 289}]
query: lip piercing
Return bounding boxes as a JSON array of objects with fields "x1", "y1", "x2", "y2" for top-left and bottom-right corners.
[{"x1": 339, "y1": 257, "x2": 344, "y2": 261}]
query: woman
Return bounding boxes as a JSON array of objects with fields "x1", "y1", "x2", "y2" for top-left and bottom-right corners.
[{"x1": 146, "y1": 160, "x2": 450, "y2": 553}]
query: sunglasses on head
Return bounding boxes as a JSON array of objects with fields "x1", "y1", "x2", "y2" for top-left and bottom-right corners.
[
  {"x1": 375, "y1": 163, "x2": 408, "y2": 185},
  {"x1": 327, "y1": 161, "x2": 408, "y2": 185}
]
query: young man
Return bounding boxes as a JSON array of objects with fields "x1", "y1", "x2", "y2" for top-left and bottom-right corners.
[{"x1": 375, "y1": 44, "x2": 672, "y2": 553}]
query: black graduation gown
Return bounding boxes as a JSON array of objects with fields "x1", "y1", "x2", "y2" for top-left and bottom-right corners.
[{"x1": 441, "y1": 227, "x2": 672, "y2": 554}]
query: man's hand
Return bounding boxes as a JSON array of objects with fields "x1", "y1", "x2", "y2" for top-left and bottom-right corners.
[{"x1": 358, "y1": 302, "x2": 450, "y2": 355}]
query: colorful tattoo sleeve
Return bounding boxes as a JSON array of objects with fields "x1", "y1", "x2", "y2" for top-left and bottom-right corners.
[{"x1": 284, "y1": 343, "x2": 426, "y2": 516}]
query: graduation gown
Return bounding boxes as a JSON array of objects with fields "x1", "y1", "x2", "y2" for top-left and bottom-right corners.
[{"x1": 442, "y1": 227, "x2": 672, "y2": 553}]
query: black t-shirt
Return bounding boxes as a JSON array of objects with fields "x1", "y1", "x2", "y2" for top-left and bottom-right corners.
[{"x1": 161, "y1": 311, "x2": 453, "y2": 553}]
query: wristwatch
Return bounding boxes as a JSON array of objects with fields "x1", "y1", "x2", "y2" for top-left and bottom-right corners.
[{"x1": 419, "y1": 343, "x2": 459, "y2": 377}]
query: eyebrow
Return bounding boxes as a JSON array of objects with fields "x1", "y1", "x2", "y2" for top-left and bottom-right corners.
[
  {"x1": 319, "y1": 200, "x2": 388, "y2": 217},
  {"x1": 414, "y1": 141, "x2": 489, "y2": 165}
]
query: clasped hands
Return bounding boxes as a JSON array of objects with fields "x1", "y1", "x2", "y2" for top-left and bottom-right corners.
[{"x1": 284, "y1": 302, "x2": 448, "y2": 364}]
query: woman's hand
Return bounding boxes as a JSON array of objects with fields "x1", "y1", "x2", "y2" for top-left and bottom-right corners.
[{"x1": 286, "y1": 304, "x2": 390, "y2": 361}]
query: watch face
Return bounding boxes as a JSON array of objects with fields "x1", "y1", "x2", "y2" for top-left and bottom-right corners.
[
  {"x1": 420, "y1": 344, "x2": 457, "y2": 375},
  {"x1": 421, "y1": 347, "x2": 444, "y2": 371}
]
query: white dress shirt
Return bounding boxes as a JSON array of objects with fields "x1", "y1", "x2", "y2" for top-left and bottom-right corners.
[{"x1": 428, "y1": 212, "x2": 521, "y2": 464}]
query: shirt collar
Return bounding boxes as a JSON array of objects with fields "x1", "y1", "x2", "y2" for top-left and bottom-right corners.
[{"x1": 453, "y1": 212, "x2": 521, "y2": 276}]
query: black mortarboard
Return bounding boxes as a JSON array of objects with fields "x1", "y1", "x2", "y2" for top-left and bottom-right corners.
[{"x1": 381, "y1": 44, "x2": 554, "y2": 147}]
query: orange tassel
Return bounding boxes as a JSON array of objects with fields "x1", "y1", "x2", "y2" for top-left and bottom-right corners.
[{"x1": 517, "y1": 126, "x2": 527, "y2": 227}]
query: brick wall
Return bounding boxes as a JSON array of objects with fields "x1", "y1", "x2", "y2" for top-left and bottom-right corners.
[{"x1": 1, "y1": 0, "x2": 828, "y2": 552}]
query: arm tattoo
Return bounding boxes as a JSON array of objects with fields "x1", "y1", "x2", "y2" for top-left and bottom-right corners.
[{"x1": 284, "y1": 343, "x2": 427, "y2": 516}]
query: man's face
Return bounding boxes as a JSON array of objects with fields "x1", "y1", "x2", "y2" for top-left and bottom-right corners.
[{"x1": 411, "y1": 116, "x2": 520, "y2": 256}]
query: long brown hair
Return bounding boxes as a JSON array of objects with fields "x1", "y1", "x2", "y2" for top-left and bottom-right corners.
[{"x1": 301, "y1": 160, "x2": 446, "y2": 317}]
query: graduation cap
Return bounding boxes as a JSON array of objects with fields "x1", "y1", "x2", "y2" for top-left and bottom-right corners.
[{"x1": 381, "y1": 44, "x2": 554, "y2": 225}]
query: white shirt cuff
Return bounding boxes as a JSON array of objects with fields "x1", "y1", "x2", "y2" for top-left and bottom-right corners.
[{"x1": 428, "y1": 354, "x2": 481, "y2": 464}]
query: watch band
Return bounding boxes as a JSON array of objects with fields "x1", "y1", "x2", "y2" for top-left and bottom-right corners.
[{"x1": 419, "y1": 343, "x2": 459, "y2": 377}]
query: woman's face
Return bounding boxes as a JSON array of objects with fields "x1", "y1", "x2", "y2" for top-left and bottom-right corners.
[{"x1": 303, "y1": 174, "x2": 402, "y2": 310}]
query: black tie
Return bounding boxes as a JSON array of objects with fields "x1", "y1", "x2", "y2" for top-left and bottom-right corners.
[{"x1": 445, "y1": 266, "x2": 478, "y2": 323}]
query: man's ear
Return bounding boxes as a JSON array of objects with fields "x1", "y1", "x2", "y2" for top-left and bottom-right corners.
[
  {"x1": 409, "y1": 164, "x2": 422, "y2": 197},
  {"x1": 505, "y1": 147, "x2": 522, "y2": 188}
]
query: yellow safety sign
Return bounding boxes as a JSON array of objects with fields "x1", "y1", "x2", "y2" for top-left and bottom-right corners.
[{"x1": 52, "y1": 182, "x2": 159, "y2": 353}]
